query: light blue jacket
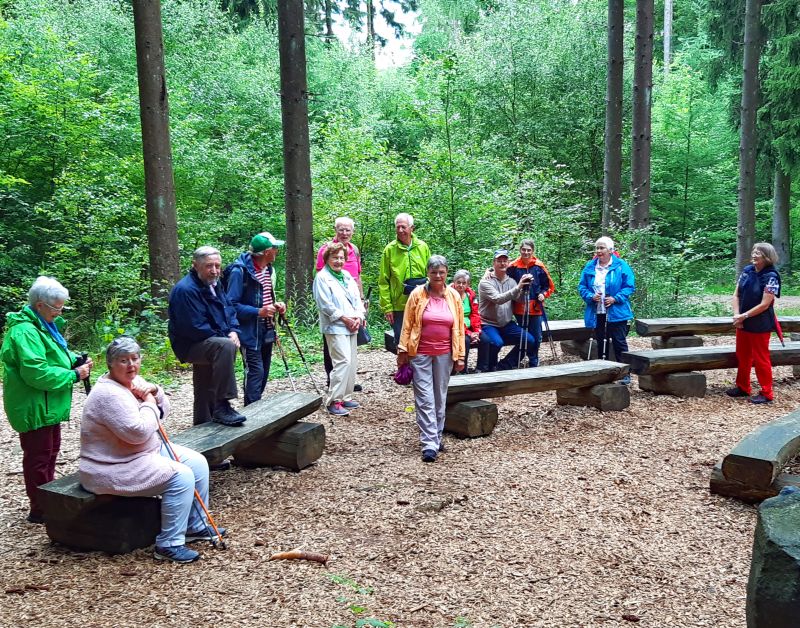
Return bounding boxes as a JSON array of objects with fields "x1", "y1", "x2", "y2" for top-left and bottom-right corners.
[
  {"x1": 313, "y1": 267, "x2": 365, "y2": 335},
  {"x1": 578, "y1": 256, "x2": 635, "y2": 328}
]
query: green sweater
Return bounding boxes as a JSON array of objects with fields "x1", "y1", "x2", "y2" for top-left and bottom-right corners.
[
  {"x1": 1, "y1": 306, "x2": 78, "y2": 433},
  {"x1": 378, "y1": 235, "x2": 432, "y2": 313}
]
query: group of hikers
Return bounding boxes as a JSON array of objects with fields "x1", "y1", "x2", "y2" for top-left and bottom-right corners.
[{"x1": 0, "y1": 209, "x2": 783, "y2": 563}]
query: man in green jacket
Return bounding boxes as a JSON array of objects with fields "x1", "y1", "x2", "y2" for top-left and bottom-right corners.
[
  {"x1": 379, "y1": 212, "x2": 431, "y2": 342},
  {"x1": 1, "y1": 277, "x2": 92, "y2": 523}
]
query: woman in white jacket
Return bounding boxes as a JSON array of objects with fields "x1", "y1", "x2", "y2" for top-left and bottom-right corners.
[{"x1": 313, "y1": 242, "x2": 366, "y2": 415}]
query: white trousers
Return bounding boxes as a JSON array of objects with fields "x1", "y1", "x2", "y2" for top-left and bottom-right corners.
[{"x1": 324, "y1": 333, "x2": 358, "y2": 407}]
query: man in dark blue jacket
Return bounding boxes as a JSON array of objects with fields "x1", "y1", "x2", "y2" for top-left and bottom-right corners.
[
  {"x1": 168, "y1": 246, "x2": 246, "y2": 426},
  {"x1": 225, "y1": 232, "x2": 286, "y2": 405}
]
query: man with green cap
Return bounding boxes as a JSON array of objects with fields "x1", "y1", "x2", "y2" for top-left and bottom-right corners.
[{"x1": 226, "y1": 232, "x2": 287, "y2": 405}]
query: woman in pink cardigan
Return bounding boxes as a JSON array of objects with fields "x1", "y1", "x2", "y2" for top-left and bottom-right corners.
[{"x1": 79, "y1": 337, "x2": 223, "y2": 564}]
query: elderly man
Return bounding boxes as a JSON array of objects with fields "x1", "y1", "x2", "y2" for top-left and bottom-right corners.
[
  {"x1": 168, "y1": 246, "x2": 246, "y2": 426},
  {"x1": 378, "y1": 212, "x2": 431, "y2": 342},
  {"x1": 477, "y1": 249, "x2": 536, "y2": 372},
  {"x1": 226, "y1": 232, "x2": 287, "y2": 406},
  {"x1": 316, "y1": 217, "x2": 364, "y2": 390}
]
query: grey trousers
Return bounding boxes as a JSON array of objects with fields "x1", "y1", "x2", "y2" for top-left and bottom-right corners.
[
  {"x1": 410, "y1": 353, "x2": 453, "y2": 452},
  {"x1": 183, "y1": 336, "x2": 239, "y2": 425}
]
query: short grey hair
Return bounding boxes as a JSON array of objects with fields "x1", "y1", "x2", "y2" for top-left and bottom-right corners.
[
  {"x1": 335, "y1": 217, "x2": 354, "y2": 230},
  {"x1": 28, "y1": 276, "x2": 69, "y2": 308},
  {"x1": 595, "y1": 236, "x2": 615, "y2": 251},
  {"x1": 427, "y1": 255, "x2": 448, "y2": 271},
  {"x1": 193, "y1": 246, "x2": 221, "y2": 262},
  {"x1": 452, "y1": 269, "x2": 471, "y2": 283},
  {"x1": 395, "y1": 212, "x2": 414, "y2": 227},
  {"x1": 520, "y1": 239, "x2": 535, "y2": 251},
  {"x1": 753, "y1": 242, "x2": 779, "y2": 266},
  {"x1": 105, "y1": 336, "x2": 141, "y2": 368}
]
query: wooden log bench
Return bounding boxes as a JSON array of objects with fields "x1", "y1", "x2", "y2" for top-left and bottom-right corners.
[
  {"x1": 710, "y1": 408, "x2": 800, "y2": 502},
  {"x1": 622, "y1": 342, "x2": 800, "y2": 398},
  {"x1": 39, "y1": 391, "x2": 323, "y2": 554},
  {"x1": 635, "y1": 316, "x2": 800, "y2": 349},
  {"x1": 444, "y1": 360, "x2": 630, "y2": 437}
]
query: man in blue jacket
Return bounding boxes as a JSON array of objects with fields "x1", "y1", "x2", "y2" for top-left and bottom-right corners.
[
  {"x1": 226, "y1": 232, "x2": 286, "y2": 406},
  {"x1": 168, "y1": 246, "x2": 246, "y2": 426}
]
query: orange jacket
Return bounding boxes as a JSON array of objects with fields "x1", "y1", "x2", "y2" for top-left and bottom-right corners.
[
  {"x1": 397, "y1": 285, "x2": 465, "y2": 360},
  {"x1": 507, "y1": 257, "x2": 555, "y2": 316}
]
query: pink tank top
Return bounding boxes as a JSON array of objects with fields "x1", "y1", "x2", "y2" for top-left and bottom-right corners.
[{"x1": 417, "y1": 295, "x2": 454, "y2": 356}]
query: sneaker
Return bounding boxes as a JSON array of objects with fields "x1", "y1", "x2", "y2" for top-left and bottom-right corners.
[
  {"x1": 725, "y1": 387, "x2": 749, "y2": 398},
  {"x1": 212, "y1": 403, "x2": 246, "y2": 426},
  {"x1": 750, "y1": 394, "x2": 773, "y2": 405},
  {"x1": 342, "y1": 400, "x2": 360, "y2": 409},
  {"x1": 185, "y1": 526, "x2": 227, "y2": 543},
  {"x1": 209, "y1": 460, "x2": 232, "y2": 471},
  {"x1": 327, "y1": 402, "x2": 350, "y2": 416},
  {"x1": 619, "y1": 375, "x2": 631, "y2": 385},
  {"x1": 154, "y1": 544, "x2": 200, "y2": 564},
  {"x1": 353, "y1": 384, "x2": 363, "y2": 392},
  {"x1": 26, "y1": 512, "x2": 44, "y2": 525},
  {"x1": 422, "y1": 449, "x2": 437, "y2": 463}
]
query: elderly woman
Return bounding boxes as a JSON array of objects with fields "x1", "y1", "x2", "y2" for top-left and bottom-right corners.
[
  {"x1": 1, "y1": 276, "x2": 92, "y2": 524},
  {"x1": 451, "y1": 270, "x2": 481, "y2": 372},
  {"x1": 79, "y1": 337, "x2": 222, "y2": 564},
  {"x1": 728, "y1": 243, "x2": 782, "y2": 404},
  {"x1": 578, "y1": 237, "x2": 635, "y2": 377},
  {"x1": 313, "y1": 242, "x2": 365, "y2": 416},
  {"x1": 398, "y1": 256, "x2": 465, "y2": 462}
]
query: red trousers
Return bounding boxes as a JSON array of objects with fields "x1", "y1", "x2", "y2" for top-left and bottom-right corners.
[
  {"x1": 735, "y1": 329, "x2": 773, "y2": 400},
  {"x1": 18, "y1": 423, "x2": 61, "y2": 517}
]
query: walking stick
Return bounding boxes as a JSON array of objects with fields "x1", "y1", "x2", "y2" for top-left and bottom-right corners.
[
  {"x1": 273, "y1": 330, "x2": 298, "y2": 392},
  {"x1": 539, "y1": 301, "x2": 557, "y2": 361},
  {"x1": 517, "y1": 291, "x2": 530, "y2": 369},
  {"x1": 156, "y1": 424, "x2": 227, "y2": 550},
  {"x1": 278, "y1": 313, "x2": 323, "y2": 394}
]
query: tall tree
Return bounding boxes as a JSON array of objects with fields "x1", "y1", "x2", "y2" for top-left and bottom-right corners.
[
  {"x1": 772, "y1": 168, "x2": 791, "y2": 271},
  {"x1": 277, "y1": 0, "x2": 315, "y2": 316},
  {"x1": 735, "y1": 0, "x2": 762, "y2": 272},
  {"x1": 663, "y1": 0, "x2": 673, "y2": 74},
  {"x1": 602, "y1": 0, "x2": 624, "y2": 232},
  {"x1": 630, "y1": 0, "x2": 654, "y2": 231},
  {"x1": 132, "y1": 0, "x2": 181, "y2": 299}
]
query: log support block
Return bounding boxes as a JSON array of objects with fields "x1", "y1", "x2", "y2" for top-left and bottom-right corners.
[
  {"x1": 638, "y1": 372, "x2": 706, "y2": 397},
  {"x1": 560, "y1": 339, "x2": 616, "y2": 361},
  {"x1": 445, "y1": 400, "x2": 498, "y2": 438},
  {"x1": 556, "y1": 383, "x2": 630, "y2": 411},
  {"x1": 651, "y1": 335, "x2": 704, "y2": 349},
  {"x1": 233, "y1": 422, "x2": 326, "y2": 471}
]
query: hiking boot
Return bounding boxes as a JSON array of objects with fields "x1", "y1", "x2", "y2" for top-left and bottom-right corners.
[
  {"x1": 438, "y1": 443, "x2": 447, "y2": 453},
  {"x1": 750, "y1": 394, "x2": 773, "y2": 405},
  {"x1": 619, "y1": 375, "x2": 631, "y2": 385},
  {"x1": 422, "y1": 449, "x2": 437, "y2": 463},
  {"x1": 327, "y1": 402, "x2": 350, "y2": 416},
  {"x1": 725, "y1": 387, "x2": 749, "y2": 398},
  {"x1": 209, "y1": 460, "x2": 232, "y2": 471},
  {"x1": 185, "y1": 526, "x2": 228, "y2": 543},
  {"x1": 212, "y1": 403, "x2": 246, "y2": 426},
  {"x1": 154, "y1": 544, "x2": 200, "y2": 564},
  {"x1": 342, "y1": 400, "x2": 360, "y2": 409},
  {"x1": 353, "y1": 384, "x2": 363, "y2": 392}
]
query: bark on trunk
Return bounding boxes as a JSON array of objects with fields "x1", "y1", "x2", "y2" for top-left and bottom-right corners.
[
  {"x1": 630, "y1": 0, "x2": 654, "y2": 231},
  {"x1": 324, "y1": 0, "x2": 334, "y2": 44},
  {"x1": 277, "y1": 0, "x2": 315, "y2": 317},
  {"x1": 664, "y1": 0, "x2": 673, "y2": 74},
  {"x1": 602, "y1": 0, "x2": 624, "y2": 233},
  {"x1": 736, "y1": 0, "x2": 762, "y2": 273},
  {"x1": 366, "y1": 0, "x2": 376, "y2": 60},
  {"x1": 132, "y1": 0, "x2": 181, "y2": 300},
  {"x1": 773, "y1": 167, "x2": 791, "y2": 272}
]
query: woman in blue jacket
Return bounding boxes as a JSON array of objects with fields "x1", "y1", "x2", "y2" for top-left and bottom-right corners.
[{"x1": 578, "y1": 237, "x2": 635, "y2": 370}]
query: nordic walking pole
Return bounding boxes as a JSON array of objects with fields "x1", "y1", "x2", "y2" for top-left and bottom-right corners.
[
  {"x1": 539, "y1": 300, "x2": 557, "y2": 361},
  {"x1": 278, "y1": 313, "x2": 323, "y2": 394},
  {"x1": 156, "y1": 424, "x2": 227, "y2": 550},
  {"x1": 518, "y1": 290, "x2": 530, "y2": 369},
  {"x1": 274, "y1": 329, "x2": 297, "y2": 392}
]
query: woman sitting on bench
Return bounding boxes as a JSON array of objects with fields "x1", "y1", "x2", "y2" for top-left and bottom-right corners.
[{"x1": 79, "y1": 337, "x2": 224, "y2": 564}]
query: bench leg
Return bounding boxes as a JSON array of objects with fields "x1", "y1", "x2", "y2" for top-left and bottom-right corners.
[
  {"x1": 638, "y1": 372, "x2": 706, "y2": 397},
  {"x1": 556, "y1": 383, "x2": 630, "y2": 411},
  {"x1": 233, "y1": 422, "x2": 326, "y2": 471},
  {"x1": 445, "y1": 400, "x2": 498, "y2": 437}
]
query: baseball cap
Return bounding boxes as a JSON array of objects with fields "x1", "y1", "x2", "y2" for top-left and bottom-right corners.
[
  {"x1": 250, "y1": 232, "x2": 285, "y2": 253},
  {"x1": 493, "y1": 249, "x2": 510, "y2": 259}
]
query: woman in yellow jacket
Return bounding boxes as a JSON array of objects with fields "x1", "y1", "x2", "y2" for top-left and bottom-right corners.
[{"x1": 397, "y1": 255, "x2": 465, "y2": 462}]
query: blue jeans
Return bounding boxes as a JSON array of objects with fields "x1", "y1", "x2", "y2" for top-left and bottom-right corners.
[
  {"x1": 242, "y1": 338, "x2": 274, "y2": 406},
  {"x1": 514, "y1": 314, "x2": 543, "y2": 367},
  {"x1": 477, "y1": 322, "x2": 537, "y2": 371}
]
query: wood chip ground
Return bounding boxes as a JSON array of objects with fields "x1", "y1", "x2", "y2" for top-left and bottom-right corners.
[{"x1": 2, "y1": 335, "x2": 798, "y2": 627}]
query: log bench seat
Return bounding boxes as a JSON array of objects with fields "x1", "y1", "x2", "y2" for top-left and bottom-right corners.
[
  {"x1": 621, "y1": 342, "x2": 800, "y2": 398},
  {"x1": 444, "y1": 360, "x2": 630, "y2": 437},
  {"x1": 635, "y1": 316, "x2": 800, "y2": 349},
  {"x1": 710, "y1": 408, "x2": 800, "y2": 502},
  {"x1": 39, "y1": 391, "x2": 323, "y2": 554}
]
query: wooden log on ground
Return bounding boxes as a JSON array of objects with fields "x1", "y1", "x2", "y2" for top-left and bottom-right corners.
[
  {"x1": 651, "y1": 335, "x2": 704, "y2": 349},
  {"x1": 445, "y1": 400, "x2": 498, "y2": 437},
  {"x1": 447, "y1": 360, "x2": 628, "y2": 403},
  {"x1": 556, "y1": 383, "x2": 630, "y2": 411},
  {"x1": 721, "y1": 409, "x2": 800, "y2": 489},
  {"x1": 233, "y1": 421, "x2": 326, "y2": 470},
  {"x1": 638, "y1": 372, "x2": 706, "y2": 397},
  {"x1": 636, "y1": 316, "x2": 800, "y2": 337},
  {"x1": 709, "y1": 463, "x2": 800, "y2": 503},
  {"x1": 622, "y1": 342, "x2": 800, "y2": 376}
]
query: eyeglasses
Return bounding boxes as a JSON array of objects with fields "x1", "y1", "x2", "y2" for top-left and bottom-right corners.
[{"x1": 41, "y1": 302, "x2": 65, "y2": 313}]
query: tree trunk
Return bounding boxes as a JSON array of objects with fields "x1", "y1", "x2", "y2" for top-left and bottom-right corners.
[
  {"x1": 773, "y1": 167, "x2": 791, "y2": 272},
  {"x1": 630, "y1": 0, "x2": 654, "y2": 232},
  {"x1": 132, "y1": 0, "x2": 181, "y2": 300},
  {"x1": 664, "y1": 0, "x2": 673, "y2": 74},
  {"x1": 736, "y1": 0, "x2": 762, "y2": 273},
  {"x1": 366, "y1": 0, "x2": 376, "y2": 60},
  {"x1": 324, "y1": 0, "x2": 334, "y2": 44},
  {"x1": 277, "y1": 0, "x2": 315, "y2": 317},
  {"x1": 602, "y1": 0, "x2": 624, "y2": 233}
]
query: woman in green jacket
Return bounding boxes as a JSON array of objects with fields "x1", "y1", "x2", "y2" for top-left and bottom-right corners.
[{"x1": 1, "y1": 277, "x2": 92, "y2": 523}]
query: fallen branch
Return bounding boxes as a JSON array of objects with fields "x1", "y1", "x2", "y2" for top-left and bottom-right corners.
[{"x1": 269, "y1": 549, "x2": 329, "y2": 566}]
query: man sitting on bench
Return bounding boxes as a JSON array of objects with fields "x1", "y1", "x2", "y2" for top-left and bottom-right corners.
[{"x1": 476, "y1": 249, "x2": 535, "y2": 372}]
